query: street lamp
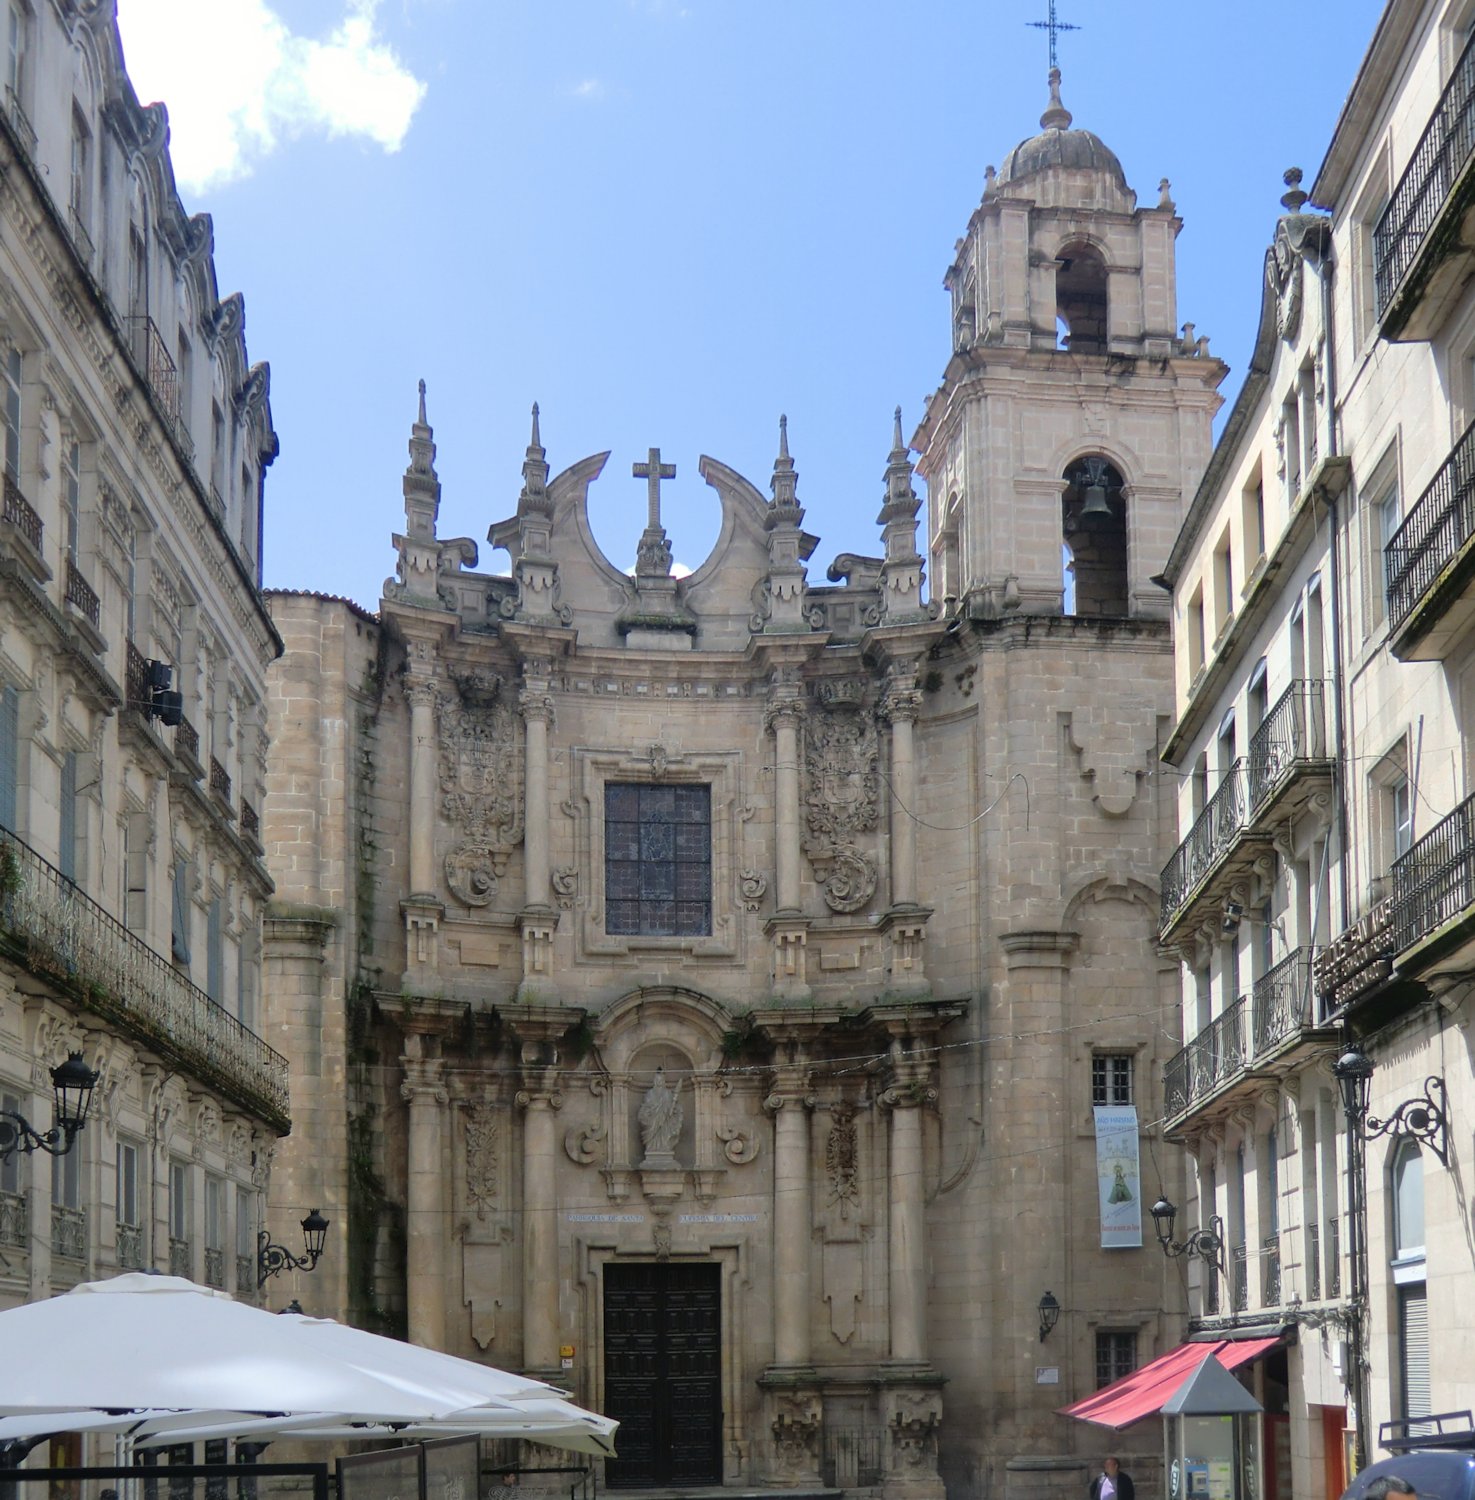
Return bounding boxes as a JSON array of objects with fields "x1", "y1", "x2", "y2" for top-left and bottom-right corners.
[
  {"x1": 0, "y1": 1052, "x2": 99, "y2": 1162},
  {"x1": 257, "y1": 1207, "x2": 330, "y2": 1288},
  {"x1": 1038, "y1": 1290, "x2": 1061, "y2": 1342},
  {"x1": 1335, "y1": 1040, "x2": 1448, "y2": 1164},
  {"x1": 1150, "y1": 1194, "x2": 1226, "y2": 1272}
]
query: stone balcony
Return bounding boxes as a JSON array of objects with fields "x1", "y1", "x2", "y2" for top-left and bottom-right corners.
[
  {"x1": 1375, "y1": 27, "x2": 1475, "y2": 341},
  {"x1": 0, "y1": 824, "x2": 289, "y2": 1128}
]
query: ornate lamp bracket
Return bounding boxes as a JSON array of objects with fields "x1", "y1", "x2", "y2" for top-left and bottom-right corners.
[{"x1": 1368, "y1": 1076, "x2": 1449, "y2": 1166}]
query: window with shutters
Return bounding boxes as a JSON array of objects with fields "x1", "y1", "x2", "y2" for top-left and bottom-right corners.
[
  {"x1": 171, "y1": 859, "x2": 191, "y2": 966},
  {"x1": 206, "y1": 894, "x2": 223, "y2": 1004},
  {"x1": 604, "y1": 783, "x2": 711, "y2": 937},
  {"x1": 0, "y1": 683, "x2": 17, "y2": 831},
  {"x1": 58, "y1": 749, "x2": 77, "y2": 883},
  {"x1": 1399, "y1": 1284, "x2": 1431, "y2": 1425},
  {"x1": 1, "y1": 343, "x2": 19, "y2": 483}
]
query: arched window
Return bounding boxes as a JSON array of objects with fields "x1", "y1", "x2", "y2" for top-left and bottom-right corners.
[
  {"x1": 1056, "y1": 241, "x2": 1109, "y2": 354},
  {"x1": 1392, "y1": 1137, "x2": 1425, "y2": 1260},
  {"x1": 1062, "y1": 456, "x2": 1127, "y2": 615}
]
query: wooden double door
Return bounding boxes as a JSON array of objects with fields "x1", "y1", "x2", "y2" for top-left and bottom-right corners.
[{"x1": 603, "y1": 1262, "x2": 722, "y2": 1488}]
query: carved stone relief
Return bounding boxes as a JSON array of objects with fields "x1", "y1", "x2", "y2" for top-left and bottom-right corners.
[
  {"x1": 826, "y1": 1103, "x2": 860, "y2": 1218},
  {"x1": 438, "y1": 673, "x2": 524, "y2": 908},
  {"x1": 463, "y1": 1104, "x2": 498, "y2": 1218},
  {"x1": 804, "y1": 685, "x2": 879, "y2": 913}
]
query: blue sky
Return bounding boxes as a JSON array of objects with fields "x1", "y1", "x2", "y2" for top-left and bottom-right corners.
[{"x1": 117, "y1": 0, "x2": 1387, "y2": 608}]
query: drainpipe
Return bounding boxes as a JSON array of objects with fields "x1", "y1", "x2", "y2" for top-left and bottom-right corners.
[
  {"x1": 1312, "y1": 230, "x2": 1353, "y2": 935},
  {"x1": 1311, "y1": 223, "x2": 1368, "y2": 1468}
]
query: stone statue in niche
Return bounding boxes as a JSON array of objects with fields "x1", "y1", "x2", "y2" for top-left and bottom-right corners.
[{"x1": 638, "y1": 1067, "x2": 683, "y2": 1165}]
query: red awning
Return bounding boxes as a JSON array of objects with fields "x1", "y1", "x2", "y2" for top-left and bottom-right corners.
[{"x1": 1059, "y1": 1336, "x2": 1282, "y2": 1430}]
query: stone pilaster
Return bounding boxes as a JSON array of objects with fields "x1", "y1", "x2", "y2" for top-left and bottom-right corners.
[
  {"x1": 765, "y1": 681, "x2": 811, "y2": 1001},
  {"x1": 765, "y1": 1069, "x2": 816, "y2": 1369},
  {"x1": 400, "y1": 1046, "x2": 448, "y2": 1349},
  {"x1": 881, "y1": 1050, "x2": 936, "y2": 1367},
  {"x1": 517, "y1": 1041, "x2": 563, "y2": 1378}
]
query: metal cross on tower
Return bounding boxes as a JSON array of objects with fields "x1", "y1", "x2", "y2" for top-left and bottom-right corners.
[
  {"x1": 1026, "y1": 0, "x2": 1081, "y2": 69},
  {"x1": 633, "y1": 447, "x2": 677, "y2": 529}
]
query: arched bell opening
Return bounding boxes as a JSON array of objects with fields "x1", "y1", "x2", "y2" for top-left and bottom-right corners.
[
  {"x1": 1062, "y1": 456, "x2": 1127, "y2": 616},
  {"x1": 1055, "y1": 241, "x2": 1108, "y2": 354}
]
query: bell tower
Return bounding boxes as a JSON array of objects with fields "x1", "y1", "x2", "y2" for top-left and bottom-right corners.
[{"x1": 914, "y1": 69, "x2": 1226, "y2": 620}]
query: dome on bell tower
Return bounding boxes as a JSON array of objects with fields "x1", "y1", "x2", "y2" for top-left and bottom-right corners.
[{"x1": 994, "y1": 69, "x2": 1131, "y2": 206}]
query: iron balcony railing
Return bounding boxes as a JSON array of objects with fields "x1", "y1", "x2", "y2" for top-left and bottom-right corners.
[
  {"x1": 1161, "y1": 760, "x2": 1253, "y2": 928},
  {"x1": 125, "y1": 640, "x2": 150, "y2": 713},
  {"x1": 821, "y1": 1427, "x2": 884, "y2": 1490},
  {"x1": 1262, "y1": 1233, "x2": 1282, "y2": 1306},
  {"x1": 1247, "y1": 680, "x2": 1329, "y2": 810},
  {"x1": 0, "y1": 1186, "x2": 25, "y2": 1248},
  {"x1": 204, "y1": 1246, "x2": 225, "y2": 1289},
  {"x1": 240, "y1": 799, "x2": 260, "y2": 843},
  {"x1": 1386, "y1": 419, "x2": 1475, "y2": 632},
  {"x1": 175, "y1": 714, "x2": 200, "y2": 763},
  {"x1": 236, "y1": 1252, "x2": 253, "y2": 1297},
  {"x1": 125, "y1": 316, "x2": 181, "y2": 426},
  {"x1": 1374, "y1": 28, "x2": 1475, "y2": 316},
  {"x1": 1307, "y1": 1222, "x2": 1321, "y2": 1301},
  {"x1": 210, "y1": 756, "x2": 232, "y2": 809},
  {"x1": 4, "y1": 88, "x2": 35, "y2": 158},
  {"x1": 1390, "y1": 791, "x2": 1475, "y2": 957},
  {"x1": 169, "y1": 1236, "x2": 191, "y2": 1278},
  {"x1": 51, "y1": 1205, "x2": 84, "y2": 1261},
  {"x1": 1326, "y1": 1216, "x2": 1342, "y2": 1298},
  {"x1": 0, "y1": 825, "x2": 289, "y2": 1126},
  {"x1": 68, "y1": 207, "x2": 94, "y2": 271},
  {"x1": 1164, "y1": 996, "x2": 1248, "y2": 1117},
  {"x1": 1232, "y1": 1243, "x2": 1249, "y2": 1312},
  {"x1": 64, "y1": 559, "x2": 100, "y2": 629},
  {"x1": 117, "y1": 1221, "x2": 144, "y2": 1270},
  {"x1": 1252, "y1": 948, "x2": 1316, "y2": 1054},
  {"x1": 3, "y1": 473, "x2": 42, "y2": 555}
]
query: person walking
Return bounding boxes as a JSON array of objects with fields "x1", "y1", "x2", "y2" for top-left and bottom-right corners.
[{"x1": 1090, "y1": 1456, "x2": 1135, "y2": 1500}]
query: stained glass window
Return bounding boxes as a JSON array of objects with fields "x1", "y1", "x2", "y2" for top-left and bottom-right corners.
[{"x1": 605, "y1": 782, "x2": 711, "y2": 936}]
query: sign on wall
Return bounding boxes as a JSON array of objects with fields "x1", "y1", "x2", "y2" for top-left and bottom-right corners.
[{"x1": 1094, "y1": 1104, "x2": 1142, "y2": 1248}]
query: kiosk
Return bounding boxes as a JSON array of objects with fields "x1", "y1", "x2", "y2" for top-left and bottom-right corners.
[{"x1": 1163, "y1": 1353, "x2": 1264, "y2": 1500}]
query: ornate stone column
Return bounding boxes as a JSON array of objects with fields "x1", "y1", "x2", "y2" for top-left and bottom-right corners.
[
  {"x1": 400, "y1": 1047, "x2": 449, "y2": 1349},
  {"x1": 768, "y1": 688, "x2": 803, "y2": 913},
  {"x1": 516, "y1": 665, "x2": 558, "y2": 1002},
  {"x1": 407, "y1": 673, "x2": 439, "y2": 897},
  {"x1": 766, "y1": 1069, "x2": 815, "y2": 1368},
  {"x1": 882, "y1": 1065, "x2": 934, "y2": 1366},
  {"x1": 519, "y1": 681, "x2": 553, "y2": 909},
  {"x1": 880, "y1": 668, "x2": 922, "y2": 908},
  {"x1": 517, "y1": 1044, "x2": 563, "y2": 1376}
]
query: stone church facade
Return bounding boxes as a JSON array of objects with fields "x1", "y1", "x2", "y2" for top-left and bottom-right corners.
[{"x1": 263, "y1": 76, "x2": 1223, "y2": 1500}]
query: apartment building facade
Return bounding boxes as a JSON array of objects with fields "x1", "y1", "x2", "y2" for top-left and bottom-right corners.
[{"x1": 0, "y1": 0, "x2": 286, "y2": 1323}]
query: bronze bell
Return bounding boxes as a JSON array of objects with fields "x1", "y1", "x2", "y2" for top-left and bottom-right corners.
[{"x1": 1078, "y1": 480, "x2": 1112, "y2": 521}]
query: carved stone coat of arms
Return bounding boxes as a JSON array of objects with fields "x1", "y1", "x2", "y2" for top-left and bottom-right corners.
[{"x1": 438, "y1": 675, "x2": 524, "y2": 906}]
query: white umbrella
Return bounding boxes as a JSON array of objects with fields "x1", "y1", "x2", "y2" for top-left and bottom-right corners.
[{"x1": 0, "y1": 1275, "x2": 510, "y2": 1421}]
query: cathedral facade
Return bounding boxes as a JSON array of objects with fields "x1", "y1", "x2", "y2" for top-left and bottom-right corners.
[{"x1": 263, "y1": 76, "x2": 1222, "y2": 1500}]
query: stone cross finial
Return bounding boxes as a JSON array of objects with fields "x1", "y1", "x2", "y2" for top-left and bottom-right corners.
[{"x1": 633, "y1": 447, "x2": 676, "y2": 531}]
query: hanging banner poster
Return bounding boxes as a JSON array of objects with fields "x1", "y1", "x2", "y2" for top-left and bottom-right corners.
[{"x1": 1094, "y1": 1104, "x2": 1142, "y2": 1248}]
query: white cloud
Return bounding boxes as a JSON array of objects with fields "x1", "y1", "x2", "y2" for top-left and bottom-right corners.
[
  {"x1": 570, "y1": 78, "x2": 607, "y2": 102},
  {"x1": 115, "y1": 0, "x2": 427, "y2": 194}
]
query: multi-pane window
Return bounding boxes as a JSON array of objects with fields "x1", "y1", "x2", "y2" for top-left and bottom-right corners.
[
  {"x1": 1, "y1": 343, "x2": 20, "y2": 483},
  {"x1": 1095, "y1": 1331, "x2": 1137, "y2": 1389},
  {"x1": 60, "y1": 436, "x2": 80, "y2": 561},
  {"x1": 206, "y1": 894, "x2": 223, "y2": 1004},
  {"x1": 1390, "y1": 774, "x2": 1414, "y2": 860},
  {"x1": 168, "y1": 1159, "x2": 189, "y2": 1241},
  {"x1": 116, "y1": 1142, "x2": 139, "y2": 1227},
  {"x1": 1091, "y1": 1054, "x2": 1133, "y2": 1106},
  {"x1": 605, "y1": 783, "x2": 711, "y2": 937},
  {"x1": 4, "y1": 1, "x2": 21, "y2": 107},
  {"x1": 171, "y1": 859, "x2": 191, "y2": 965},
  {"x1": 68, "y1": 106, "x2": 88, "y2": 225}
]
